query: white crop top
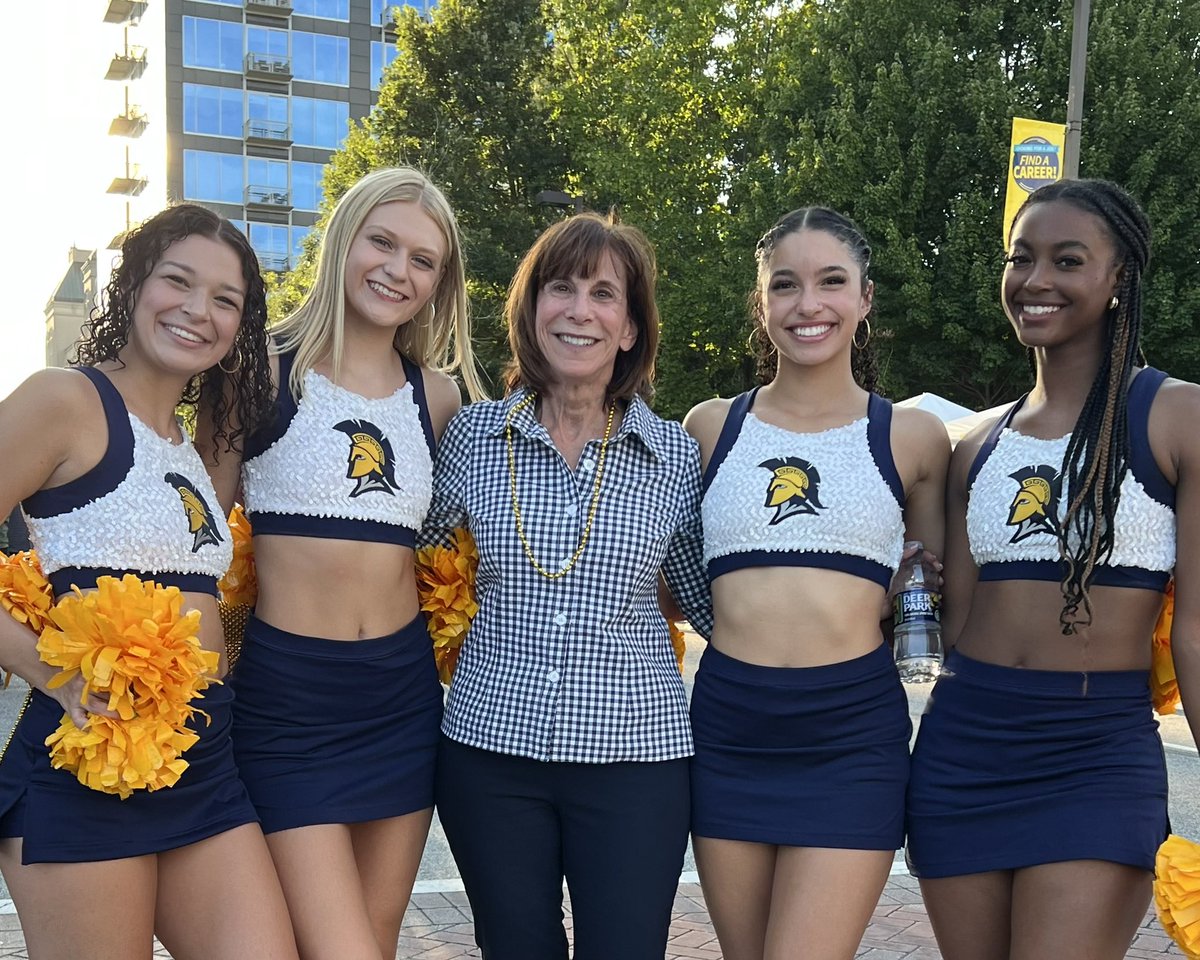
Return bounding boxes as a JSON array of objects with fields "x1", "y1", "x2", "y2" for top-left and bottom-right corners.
[
  {"x1": 23, "y1": 367, "x2": 232, "y2": 597},
  {"x1": 702, "y1": 389, "x2": 906, "y2": 589},
  {"x1": 965, "y1": 367, "x2": 1175, "y2": 590},
  {"x1": 241, "y1": 350, "x2": 435, "y2": 546}
]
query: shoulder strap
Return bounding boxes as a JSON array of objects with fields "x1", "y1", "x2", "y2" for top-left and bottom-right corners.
[
  {"x1": 243, "y1": 349, "x2": 299, "y2": 462},
  {"x1": 966, "y1": 395, "x2": 1026, "y2": 490},
  {"x1": 1126, "y1": 367, "x2": 1173, "y2": 507},
  {"x1": 701, "y1": 388, "x2": 757, "y2": 494},
  {"x1": 401, "y1": 354, "x2": 437, "y2": 458},
  {"x1": 866, "y1": 393, "x2": 904, "y2": 505}
]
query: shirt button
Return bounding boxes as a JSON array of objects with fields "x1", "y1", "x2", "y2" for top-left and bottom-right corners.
[
  {"x1": 553, "y1": 612, "x2": 567, "y2": 626},
  {"x1": 560, "y1": 557, "x2": 572, "y2": 570},
  {"x1": 564, "y1": 503, "x2": 578, "y2": 517},
  {"x1": 548, "y1": 669, "x2": 561, "y2": 683},
  {"x1": 580, "y1": 458, "x2": 594, "y2": 473}
]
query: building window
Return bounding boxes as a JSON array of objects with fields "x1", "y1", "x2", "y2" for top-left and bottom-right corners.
[
  {"x1": 291, "y1": 226, "x2": 313, "y2": 262},
  {"x1": 183, "y1": 84, "x2": 242, "y2": 138},
  {"x1": 183, "y1": 17, "x2": 243, "y2": 72},
  {"x1": 246, "y1": 26, "x2": 289, "y2": 58},
  {"x1": 184, "y1": 150, "x2": 243, "y2": 204},
  {"x1": 291, "y1": 161, "x2": 325, "y2": 211},
  {"x1": 248, "y1": 223, "x2": 291, "y2": 272},
  {"x1": 372, "y1": 0, "x2": 401, "y2": 24},
  {"x1": 292, "y1": 96, "x2": 350, "y2": 149},
  {"x1": 371, "y1": 42, "x2": 398, "y2": 90},
  {"x1": 293, "y1": 0, "x2": 350, "y2": 19},
  {"x1": 292, "y1": 32, "x2": 349, "y2": 85},
  {"x1": 247, "y1": 91, "x2": 289, "y2": 128},
  {"x1": 247, "y1": 158, "x2": 290, "y2": 193},
  {"x1": 194, "y1": 0, "x2": 241, "y2": 5}
]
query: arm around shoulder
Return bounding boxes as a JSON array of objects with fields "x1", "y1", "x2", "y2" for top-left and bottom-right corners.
[{"x1": 891, "y1": 406, "x2": 951, "y2": 560}]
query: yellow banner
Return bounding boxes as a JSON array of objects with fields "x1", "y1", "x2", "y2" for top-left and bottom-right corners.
[{"x1": 1003, "y1": 117, "x2": 1067, "y2": 241}]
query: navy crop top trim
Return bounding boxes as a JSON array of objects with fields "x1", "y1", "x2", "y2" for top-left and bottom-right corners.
[
  {"x1": 866, "y1": 392, "x2": 904, "y2": 505},
  {"x1": 977, "y1": 560, "x2": 1169, "y2": 592},
  {"x1": 967, "y1": 367, "x2": 1172, "y2": 506},
  {"x1": 48, "y1": 567, "x2": 219, "y2": 598},
  {"x1": 701, "y1": 388, "x2": 757, "y2": 494},
  {"x1": 701, "y1": 388, "x2": 901, "y2": 503},
  {"x1": 23, "y1": 368, "x2": 133, "y2": 519},
  {"x1": 707, "y1": 550, "x2": 892, "y2": 589},
  {"x1": 245, "y1": 350, "x2": 437, "y2": 463},
  {"x1": 248, "y1": 512, "x2": 416, "y2": 547}
]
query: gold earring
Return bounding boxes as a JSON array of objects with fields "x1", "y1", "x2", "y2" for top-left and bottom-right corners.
[
  {"x1": 218, "y1": 351, "x2": 241, "y2": 374},
  {"x1": 853, "y1": 317, "x2": 872, "y2": 351},
  {"x1": 1109, "y1": 296, "x2": 1120, "y2": 310}
]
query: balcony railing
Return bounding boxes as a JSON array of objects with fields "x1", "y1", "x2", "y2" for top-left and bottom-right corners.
[
  {"x1": 245, "y1": 0, "x2": 292, "y2": 15},
  {"x1": 104, "y1": 0, "x2": 147, "y2": 24},
  {"x1": 244, "y1": 52, "x2": 292, "y2": 82},
  {"x1": 257, "y1": 253, "x2": 291, "y2": 272},
  {"x1": 245, "y1": 185, "x2": 293, "y2": 209},
  {"x1": 244, "y1": 118, "x2": 292, "y2": 146},
  {"x1": 105, "y1": 47, "x2": 147, "y2": 80},
  {"x1": 109, "y1": 108, "x2": 148, "y2": 138},
  {"x1": 108, "y1": 166, "x2": 148, "y2": 196}
]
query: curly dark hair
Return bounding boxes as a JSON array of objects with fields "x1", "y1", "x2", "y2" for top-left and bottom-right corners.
[
  {"x1": 749, "y1": 207, "x2": 879, "y2": 393},
  {"x1": 72, "y1": 204, "x2": 273, "y2": 457},
  {"x1": 1008, "y1": 179, "x2": 1152, "y2": 635}
]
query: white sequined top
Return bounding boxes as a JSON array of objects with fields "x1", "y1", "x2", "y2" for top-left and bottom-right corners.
[
  {"x1": 23, "y1": 367, "x2": 232, "y2": 596},
  {"x1": 241, "y1": 351, "x2": 434, "y2": 546},
  {"x1": 702, "y1": 390, "x2": 906, "y2": 588},
  {"x1": 965, "y1": 368, "x2": 1175, "y2": 590}
]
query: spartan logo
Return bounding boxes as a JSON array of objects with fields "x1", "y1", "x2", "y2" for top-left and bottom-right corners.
[
  {"x1": 1006, "y1": 464, "x2": 1062, "y2": 543},
  {"x1": 333, "y1": 419, "x2": 399, "y2": 498},
  {"x1": 759, "y1": 457, "x2": 826, "y2": 525},
  {"x1": 164, "y1": 473, "x2": 224, "y2": 552}
]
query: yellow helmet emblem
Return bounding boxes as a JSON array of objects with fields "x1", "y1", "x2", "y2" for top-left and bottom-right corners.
[
  {"x1": 766, "y1": 465, "x2": 810, "y2": 507},
  {"x1": 1007, "y1": 477, "x2": 1051, "y2": 526},
  {"x1": 164, "y1": 472, "x2": 223, "y2": 551},
  {"x1": 177, "y1": 487, "x2": 209, "y2": 533},
  {"x1": 348, "y1": 433, "x2": 386, "y2": 478}
]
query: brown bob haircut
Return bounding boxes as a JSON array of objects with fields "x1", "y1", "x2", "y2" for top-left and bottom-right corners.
[{"x1": 503, "y1": 211, "x2": 660, "y2": 402}]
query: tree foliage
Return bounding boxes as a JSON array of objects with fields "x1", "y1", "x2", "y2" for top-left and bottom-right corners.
[{"x1": 273, "y1": 0, "x2": 1200, "y2": 414}]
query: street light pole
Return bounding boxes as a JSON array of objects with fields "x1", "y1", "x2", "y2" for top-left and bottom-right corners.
[{"x1": 1063, "y1": 0, "x2": 1091, "y2": 179}]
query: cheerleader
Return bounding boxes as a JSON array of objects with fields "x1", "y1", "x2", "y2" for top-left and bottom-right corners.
[
  {"x1": 906, "y1": 179, "x2": 1200, "y2": 960},
  {"x1": 199, "y1": 167, "x2": 483, "y2": 960},
  {"x1": 684, "y1": 207, "x2": 949, "y2": 960},
  {"x1": 0, "y1": 204, "x2": 297, "y2": 959}
]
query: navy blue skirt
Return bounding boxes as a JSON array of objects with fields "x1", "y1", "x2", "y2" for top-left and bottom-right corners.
[
  {"x1": 0, "y1": 682, "x2": 257, "y2": 864},
  {"x1": 690, "y1": 642, "x2": 911, "y2": 849},
  {"x1": 230, "y1": 614, "x2": 443, "y2": 834},
  {"x1": 906, "y1": 650, "x2": 1168, "y2": 878}
]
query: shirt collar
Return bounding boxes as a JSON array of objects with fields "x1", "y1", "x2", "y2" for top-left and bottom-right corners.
[{"x1": 485, "y1": 389, "x2": 661, "y2": 462}]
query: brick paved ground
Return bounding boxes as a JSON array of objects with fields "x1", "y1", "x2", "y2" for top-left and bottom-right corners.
[{"x1": 0, "y1": 873, "x2": 1184, "y2": 957}]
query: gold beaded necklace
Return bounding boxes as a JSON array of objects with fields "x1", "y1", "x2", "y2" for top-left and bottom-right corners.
[{"x1": 506, "y1": 391, "x2": 616, "y2": 579}]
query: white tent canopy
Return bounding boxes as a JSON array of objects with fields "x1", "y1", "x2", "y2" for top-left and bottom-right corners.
[{"x1": 895, "y1": 393, "x2": 974, "y2": 422}]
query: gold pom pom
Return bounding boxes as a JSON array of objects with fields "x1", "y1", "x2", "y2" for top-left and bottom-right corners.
[
  {"x1": 1156, "y1": 834, "x2": 1200, "y2": 958},
  {"x1": 36, "y1": 574, "x2": 219, "y2": 799},
  {"x1": 1152, "y1": 581, "x2": 1179, "y2": 716},
  {"x1": 218, "y1": 505, "x2": 257, "y2": 608},
  {"x1": 0, "y1": 549, "x2": 53, "y2": 637},
  {"x1": 415, "y1": 528, "x2": 479, "y2": 685},
  {"x1": 668, "y1": 620, "x2": 688, "y2": 675}
]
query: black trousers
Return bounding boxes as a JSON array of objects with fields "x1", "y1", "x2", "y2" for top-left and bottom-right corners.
[{"x1": 435, "y1": 736, "x2": 690, "y2": 960}]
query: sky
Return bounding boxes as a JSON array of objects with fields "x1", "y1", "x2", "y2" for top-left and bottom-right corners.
[{"x1": 0, "y1": 14, "x2": 129, "y2": 400}]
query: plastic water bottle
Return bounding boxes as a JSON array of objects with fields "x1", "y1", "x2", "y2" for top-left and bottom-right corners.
[{"x1": 893, "y1": 540, "x2": 943, "y2": 682}]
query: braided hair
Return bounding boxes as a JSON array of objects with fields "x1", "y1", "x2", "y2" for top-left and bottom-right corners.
[
  {"x1": 1009, "y1": 180, "x2": 1152, "y2": 634},
  {"x1": 73, "y1": 204, "x2": 274, "y2": 459},
  {"x1": 750, "y1": 207, "x2": 879, "y2": 392}
]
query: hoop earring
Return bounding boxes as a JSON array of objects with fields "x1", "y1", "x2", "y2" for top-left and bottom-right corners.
[
  {"x1": 217, "y1": 351, "x2": 242, "y2": 374},
  {"x1": 853, "y1": 317, "x2": 872, "y2": 351},
  {"x1": 1109, "y1": 296, "x2": 1120, "y2": 310}
]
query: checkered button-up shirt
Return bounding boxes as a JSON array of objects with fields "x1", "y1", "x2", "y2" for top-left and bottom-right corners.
[{"x1": 420, "y1": 389, "x2": 713, "y2": 764}]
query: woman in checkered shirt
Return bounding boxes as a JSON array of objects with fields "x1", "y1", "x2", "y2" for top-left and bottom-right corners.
[{"x1": 421, "y1": 211, "x2": 714, "y2": 960}]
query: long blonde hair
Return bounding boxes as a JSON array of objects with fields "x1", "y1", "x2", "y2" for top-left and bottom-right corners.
[{"x1": 272, "y1": 166, "x2": 486, "y2": 401}]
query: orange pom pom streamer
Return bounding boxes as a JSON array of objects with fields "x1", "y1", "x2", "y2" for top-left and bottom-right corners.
[
  {"x1": 218, "y1": 505, "x2": 257, "y2": 607},
  {"x1": 1152, "y1": 581, "x2": 1180, "y2": 716},
  {"x1": 1156, "y1": 834, "x2": 1200, "y2": 959},
  {"x1": 668, "y1": 620, "x2": 688, "y2": 674},
  {"x1": 416, "y1": 528, "x2": 479, "y2": 685},
  {"x1": 36, "y1": 574, "x2": 219, "y2": 799},
  {"x1": 0, "y1": 550, "x2": 53, "y2": 637}
]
